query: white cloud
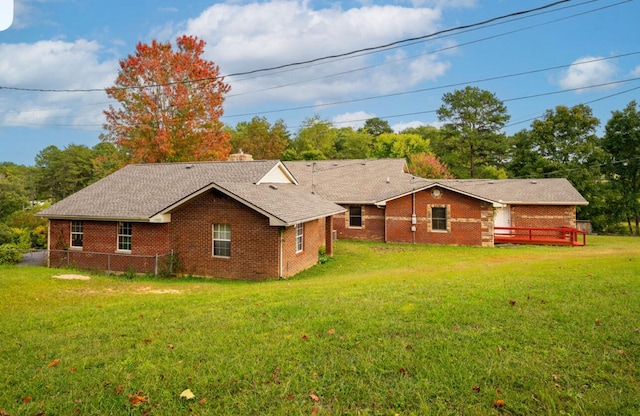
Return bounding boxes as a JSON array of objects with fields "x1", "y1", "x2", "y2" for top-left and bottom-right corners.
[
  {"x1": 391, "y1": 120, "x2": 442, "y2": 132},
  {"x1": 182, "y1": 0, "x2": 449, "y2": 106},
  {"x1": 557, "y1": 57, "x2": 617, "y2": 92},
  {"x1": 631, "y1": 65, "x2": 640, "y2": 77},
  {"x1": 0, "y1": 39, "x2": 117, "y2": 128},
  {"x1": 332, "y1": 111, "x2": 377, "y2": 129}
]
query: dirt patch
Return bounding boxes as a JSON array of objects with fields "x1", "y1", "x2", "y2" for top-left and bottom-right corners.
[
  {"x1": 136, "y1": 286, "x2": 183, "y2": 295},
  {"x1": 53, "y1": 274, "x2": 92, "y2": 281}
]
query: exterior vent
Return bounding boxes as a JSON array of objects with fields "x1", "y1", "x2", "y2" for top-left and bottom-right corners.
[{"x1": 269, "y1": 184, "x2": 278, "y2": 190}]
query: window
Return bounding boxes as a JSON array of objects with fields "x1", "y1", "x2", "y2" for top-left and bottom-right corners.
[
  {"x1": 213, "y1": 224, "x2": 231, "y2": 257},
  {"x1": 295, "y1": 223, "x2": 304, "y2": 253},
  {"x1": 349, "y1": 205, "x2": 363, "y2": 228},
  {"x1": 71, "y1": 220, "x2": 83, "y2": 248},
  {"x1": 118, "y1": 222, "x2": 132, "y2": 251},
  {"x1": 431, "y1": 207, "x2": 447, "y2": 231}
]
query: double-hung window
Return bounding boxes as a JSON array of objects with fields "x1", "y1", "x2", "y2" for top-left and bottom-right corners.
[
  {"x1": 71, "y1": 220, "x2": 83, "y2": 248},
  {"x1": 431, "y1": 207, "x2": 447, "y2": 231},
  {"x1": 213, "y1": 224, "x2": 231, "y2": 257},
  {"x1": 348, "y1": 205, "x2": 363, "y2": 228},
  {"x1": 118, "y1": 222, "x2": 132, "y2": 251},
  {"x1": 295, "y1": 223, "x2": 304, "y2": 253}
]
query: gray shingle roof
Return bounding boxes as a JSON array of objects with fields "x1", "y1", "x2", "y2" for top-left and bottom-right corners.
[
  {"x1": 38, "y1": 160, "x2": 345, "y2": 225},
  {"x1": 284, "y1": 159, "x2": 588, "y2": 206},
  {"x1": 431, "y1": 178, "x2": 588, "y2": 205},
  {"x1": 284, "y1": 159, "x2": 421, "y2": 204}
]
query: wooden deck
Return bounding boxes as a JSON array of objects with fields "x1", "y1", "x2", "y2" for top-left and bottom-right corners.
[{"x1": 494, "y1": 226, "x2": 586, "y2": 246}]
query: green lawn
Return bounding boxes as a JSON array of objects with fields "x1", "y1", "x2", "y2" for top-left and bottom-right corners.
[{"x1": 1, "y1": 236, "x2": 639, "y2": 415}]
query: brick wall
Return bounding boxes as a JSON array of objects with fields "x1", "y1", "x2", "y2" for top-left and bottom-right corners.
[
  {"x1": 47, "y1": 190, "x2": 326, "y2": 279},
  {"x1": 511, "y1": 205, "x2": 577, "y2": 229},
  {"x1": 385, "y1": 188, "x2": 494, "y2": 247},
  {"x1": 280, "y1": 219, "x2": 323, "y2": 278},
  {"x1": 48, "y1": 220, "x2": 170, "y2": 273},
  {"x1": 334, "y1": 205, "x2": 386, "y2": 242},
  {"x1": 169, "y1": 189, "x2": 322, "y2": 280}
]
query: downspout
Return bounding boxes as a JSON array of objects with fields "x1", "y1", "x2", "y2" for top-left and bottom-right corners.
[
  {"x1": 411, "y1": 191, "x2": 417, "y2": 244},
  {"x1": 279, "y1": 228, "x2": 284, "y2": 279},
  {"x1": 46, "y1": 220, "x2": 51, "y2": 267}
]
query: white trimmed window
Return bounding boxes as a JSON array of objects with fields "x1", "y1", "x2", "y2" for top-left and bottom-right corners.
[
  {"x1": 71, "y1": 220, "x2": 83, "y2": 248},
  {"x1": 295, "y1": 223, "x2": 304, "y2": 253},
  {"x1": 213, "y1": 224, "x2": 231, "y2": 257},
  {"x1": 348, "y1": 205, "x2": 363, "y2": 228},
  {"x1": 118, "y1": 222, "x2": 132, "y2": 251}
]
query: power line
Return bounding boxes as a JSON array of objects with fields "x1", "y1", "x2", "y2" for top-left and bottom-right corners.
[{"x1": 0, "y1": 0, "x2": 577, "y2": 94}]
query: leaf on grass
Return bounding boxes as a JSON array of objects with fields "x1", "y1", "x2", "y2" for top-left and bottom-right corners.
[
  {"x1": 48, "y1": 359, "x2": 61, "y2": 367},
  {"x1": 509, "y1": 300, "x2": 516, "y2": 306},
  {"x1": 199, "y1": 398, "x2": 207, "y2": 404},
  {"x1": 595, "y1": 318, "x2": 601, "y2": 326},
  {"x1": 311, "y1": 405, "x2": 319, "y2": 415},
  {"x1": 493, "y1": 399, "x2": 505, "y2": 408},
  {"x1": 301, "y1": 334, "x2": 309, "y2": 340},
  {"x1": 115, "y1": 385, "x2": 124, "y2": 395},
  {"x1": 129, "y1": 394, "x2": 148, "y2": 406},
  {"x1": 22, "y1": 396, "x2": 31, "y2": 403},
  {"x1": 180, "y1": 389, "x2": 195, "y2": 400},
  {"x1": 0, "y1": 409, "x2": 10, "y2": 416},
  {"x1": 472, "y1": 385, "x2": 481, "y2": 393},
  {"x1": 327, "y1": 329, "x2": 335, "y2": 335},
  {"x1": 309, "y1": 393, "x2": 320, "y2": 402},
  {"x1": 168, "y1": 343, "x2": 175, "y2": 350}
]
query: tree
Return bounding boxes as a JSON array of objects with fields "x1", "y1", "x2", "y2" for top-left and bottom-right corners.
[
  {"x1": 407, "y1": 153, "x2": 454, "y2": 179},
  {"x1": 333, "y1": 127, "x2": 373, "y2": 159},
  {"x1": 506, "y1": 104, "x2": 605, "y2": 225},
  {"x1": 372, "y1": 133, "x2": 431, "y2": 159},
  {"x1": 359, "y1": 117, "x2": 393, "y2": 137},
  {"x1": 288, "y1": 116, "x2": 338, "y2": 160},
  {"x1": 436, "y1": 86, "x2": 510, "y2": 178},
  {"x1": 102, "y1": 35, "x2": 231, "y2": 164},
  {"x1": 602, "y1": 100, "x2": 640, "y2": 234},
  {"x1": 35, "y1": 144, "x2": 96, "y2": 201},
  {"x1": 230, "y1": 117, "x2": 290, "y2": 160}
]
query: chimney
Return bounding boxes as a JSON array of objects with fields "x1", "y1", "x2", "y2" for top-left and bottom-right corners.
[{"x1": 228, "y1": 149, "x2": 254, "y2": 161}]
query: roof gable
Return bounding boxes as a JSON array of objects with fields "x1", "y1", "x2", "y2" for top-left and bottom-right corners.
[{"x1": 38, "y1": 160, "x2": 343, "y2": 224}]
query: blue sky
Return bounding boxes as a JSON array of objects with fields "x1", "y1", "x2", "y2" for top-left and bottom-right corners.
[{"x1": 1, "y1": 0, "x2": 639, "y2": 165}]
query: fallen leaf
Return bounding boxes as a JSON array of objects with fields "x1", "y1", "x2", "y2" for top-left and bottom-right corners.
[
  {"x1": 287, "y1": 394, "x2": 295, "y2": 400},
  {"x1": 595, "y1": 318, "x2": 601, "y2": 326},
  {"x1": 552, "y1": 374, "x2": 560, "y2": 381},
  {"x1": 496, "y1": 388, "x2": 503, "y2": 395},
  {"x1": 301, "y1": 334, "x2": 309, "y2": 340},
  {"x1": 311, "y1": 405, "x2": 319, "y2": 415},
  {"x1": 327, "y1": 329, "x2": 335, "y2": 335},
  {"x1": 180, "y1": 389, "x2": 195, "y2": 400},
  {"x1": 129, "y1": 394, "x2": 148, "y2": 406},
  {"x1": 472, "y1": 385, "x2": 481, "y2": 393},
  {"x1": 399, "y1": 367, "x2": 408, "y2": 376},
  {"x1": 618, "y1": 349, "x2": 625, "y2": 355},
  {"x1": 509, "y1": 300, "x2": 516, "y2": 306},
  {"x1": 0, "y1": 409, "x2": 10, "y2": 416},
  {"x1": 22, "y1": 396, "x2": 31, "y2": 403},
  {"x1": 309, "y1": 393, "x2": 320, "y2": 402},
  {"x1": 494, "y1": 399, "x2": 505, "y2": 408},
  {"x1": 48, "y1": 358, "x2": 61, "y2": 367},
  {"x1": 405, "y1": 344, "x2": 413, "y2": 350},
  {"x1": 168, "y1": 343, "x2": 174, "y2": 350},
  {"x1": 115, "y1": 385, "x2": 124, "y2": 395},
  {"x1": 199, "y1": 397, "x2": 207, "y2": 404}
]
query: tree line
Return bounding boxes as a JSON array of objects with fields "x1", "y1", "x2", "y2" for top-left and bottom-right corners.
[{"x1": 2, "y1": 35, "x2": 640, "y2": 263}]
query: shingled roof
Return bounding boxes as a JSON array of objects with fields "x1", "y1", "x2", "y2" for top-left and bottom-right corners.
[
  {"x1": 38, "y1": 160, "x2": 345, "y2": 225},
  {"x1": 284, "y1": 159, "x2": 588, "y2": 206},
  {"x1": 433, "y1": 178, "x2": 589, "y2": 205}
]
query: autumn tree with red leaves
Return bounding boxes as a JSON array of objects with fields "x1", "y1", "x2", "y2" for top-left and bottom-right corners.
[{"x1": 101, "y1": 35, "x2": 231, "y2": 164}]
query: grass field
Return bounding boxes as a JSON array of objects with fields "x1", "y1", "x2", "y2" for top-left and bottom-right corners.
[{"x1": 1, "y1": 236, "x2": 639, "y2": 415}]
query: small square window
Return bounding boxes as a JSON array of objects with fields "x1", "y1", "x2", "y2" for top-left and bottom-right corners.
[
  {"x1": 349, "y1": 206, "x2": 362, "y2": 228},
  {"x1": 213, "y1": 224, "x2": 231, "y2": 257},
  {"x1": 432, "y1": 207, "x2": 447, "y2": 231}
]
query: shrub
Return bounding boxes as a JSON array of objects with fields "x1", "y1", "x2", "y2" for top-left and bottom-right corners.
[{"x1": 0, "y1": 243, "x2": 22, "y2": 265}]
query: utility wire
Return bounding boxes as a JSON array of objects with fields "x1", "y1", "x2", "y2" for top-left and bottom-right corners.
[{"x1": 0, "y1": 0, "x2": 576, "y2": 94}]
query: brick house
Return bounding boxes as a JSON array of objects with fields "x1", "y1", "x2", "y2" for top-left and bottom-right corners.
[
  {"x1": 284, "y1": 159, "x2": 588, "y2": 247},
  {"x1": 38, "y1": 161, "x2": 345, "y2": 279}
]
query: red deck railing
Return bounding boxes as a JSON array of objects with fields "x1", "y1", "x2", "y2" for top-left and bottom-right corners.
[{"x1": 494, "y1": 226, "x2": 586, "y2": 246}]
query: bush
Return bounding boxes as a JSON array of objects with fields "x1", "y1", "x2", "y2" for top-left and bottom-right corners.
[{"x1": 0, "y1": 243, "x2": 23, "y2": 265}]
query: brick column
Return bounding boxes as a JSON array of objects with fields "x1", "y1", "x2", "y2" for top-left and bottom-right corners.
[{"x1": 325, "y1": 215, "x2": 334, "y2": 256}]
